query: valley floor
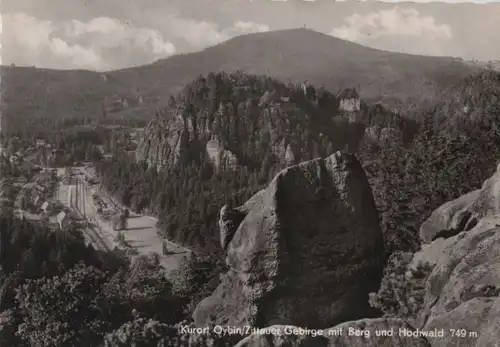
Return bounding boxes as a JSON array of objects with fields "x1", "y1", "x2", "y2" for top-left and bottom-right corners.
[{"x1": 54, "y1": 166, "x2": 191, "y2": 274}]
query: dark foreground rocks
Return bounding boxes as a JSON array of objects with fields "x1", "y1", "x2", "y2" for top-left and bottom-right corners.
[{"x1": 194, "y1": 151, "x2": 385, "y2": 329}]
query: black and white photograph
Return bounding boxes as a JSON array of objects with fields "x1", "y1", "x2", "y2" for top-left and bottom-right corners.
[{"x1": 0, "y1": 0, "x2": 499, "y2": 346}]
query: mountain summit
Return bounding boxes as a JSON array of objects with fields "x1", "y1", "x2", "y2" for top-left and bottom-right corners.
[{"x1": 1, "y1": 28, "x2": 483, "y2": 124}]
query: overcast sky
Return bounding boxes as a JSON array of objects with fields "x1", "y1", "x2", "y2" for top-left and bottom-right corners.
[{"x1": 1, "y1": 0, "x2": 499, "y2": 71}]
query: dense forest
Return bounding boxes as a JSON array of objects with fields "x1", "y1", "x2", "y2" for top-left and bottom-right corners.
[
  {"x1": 0, "y1": 214, "x2": 243, "y2": 346},
  {"x1": 2, "y1": 115, "x2": 148, "y2": 145}
]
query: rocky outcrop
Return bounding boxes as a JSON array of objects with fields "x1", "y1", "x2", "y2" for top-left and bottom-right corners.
[
  {"x1": 193, "y1": 151, "x2": 385, "y2": 329},
  {"x1": 135, "y1": 110, "x2": 188, "y2": 169},
  {"x1": 415, "y1": 214, "x2": 500, "y2": 347},
  {"x1": 420, "y1": 165, "x2": 500, "y2": 243},
  {"x1": 219, "y1": 205, "x2": 246, "y2": 251},
  {"x1": 419, "y1": 190, "x2": 480, "y2": 243},
  {"x1": 410, "y1": 166, "x2": 500, "y2": 347},
  {"x1": 135, "y1": 100, "x2": 304, "y2": 170},
  {"x1": 229, "y1": 160, "x2": 500, "y2": 347},
  {"x1": 135, "y1": 74, "x2": 362, "y2": 173},
  {"x1": 233, "y1": 319, "x2": 431, "y2": 347}
]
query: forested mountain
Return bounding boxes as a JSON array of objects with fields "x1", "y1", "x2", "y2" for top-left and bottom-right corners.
[
  {"x1": 1, "y1": 28, "x2": 483, "y2": 136},
  {"x1": 97, "y1": 70, "x2": 500, "y2": 260},
  {"x1": 362, "y1": 71, "x2": 500, "y2": 252}
]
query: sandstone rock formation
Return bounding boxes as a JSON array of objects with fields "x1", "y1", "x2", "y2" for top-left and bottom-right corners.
[
  {"x1": 135, "y1": 101, "x2": 303, "y2": 170},
  {"x1": 415, "y1": 206, "x2": 500, "y2": 347},
  {"x1": 381, "y1": 167, "x2": 500, "y2": 347},
  {"x1": 419, "y1": 190, "x2": 480, "y2": 243},
  {"x1": 230, "y1": 160, "x2": 500, "y2": 347},
  {"x1": 194, "y1": 151, "x2": 385, "y2": 329},
  {"x1": 135, "y1": 111, "x2": 188, "y2": 169}
]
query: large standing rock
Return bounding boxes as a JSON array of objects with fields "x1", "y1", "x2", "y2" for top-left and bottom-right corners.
[
  {"x1": 233, "y1": 319, "x2": 431, "y2": 347},
  {"x1": 193, "y1": 151, "x2": 385, "y2": 329},
  {"x1": 229, "y1": 161, "x2": 500, "y2": 347}
]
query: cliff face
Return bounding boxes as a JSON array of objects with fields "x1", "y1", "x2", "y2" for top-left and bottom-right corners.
[
  {"x1": 135, "y1": 109, "x2": 187, "y2": 169},
  {"x1": 193, "y1": 151, "x2": 385, "y2": 329},
  {"x1": 233, "y1": 162, "x2": 500, "y2": 347}
]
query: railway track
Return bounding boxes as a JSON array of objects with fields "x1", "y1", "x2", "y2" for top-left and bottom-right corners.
[{"x1": 69, "y1": 172, "x2": 111, "y2": 252}]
